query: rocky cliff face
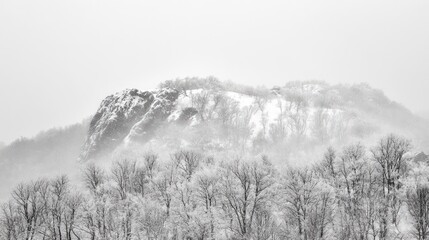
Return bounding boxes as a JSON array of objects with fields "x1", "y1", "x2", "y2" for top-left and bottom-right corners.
[{"x1": 80, "y1": 88, "x2": 181, "y2": 160}]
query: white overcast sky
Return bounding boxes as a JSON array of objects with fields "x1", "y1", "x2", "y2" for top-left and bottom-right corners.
[{"x1": 0, "y1": 0, "x2": 428, "y2": 143}]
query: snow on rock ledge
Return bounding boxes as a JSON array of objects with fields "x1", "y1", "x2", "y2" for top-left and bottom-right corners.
[{"x1": 80, "y1": 88, "x2": 179, "y2": 160}]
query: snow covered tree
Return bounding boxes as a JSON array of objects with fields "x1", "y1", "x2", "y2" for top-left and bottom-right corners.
[
  {"x1": 280, "y1": 167, "x2": 333, "y2": 240},
  {"x1": 1, "y1": 201, "x2": 21, "y2": 240},
  {"x1": 221, "y1": 157, "x2": 275, "y2": 239},
  {"x1": 11, "y1": 179, "x2": 49, "y2": 240},
  {"x1": 372, "y1": 134, "x2": 411, "y2": 238},
  {"x1": 407, "y1": 184, "x2": 429, "y2": 240}
]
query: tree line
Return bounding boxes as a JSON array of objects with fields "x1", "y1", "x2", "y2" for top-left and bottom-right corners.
[{"x1": 2, "y1": 135, "x2": 429, "y2": 240}]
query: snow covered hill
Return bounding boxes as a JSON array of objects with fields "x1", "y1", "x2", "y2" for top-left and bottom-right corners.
[
  {"x1": 0, "y1": 78, "x2": 427, "y2": 202},
  {"x1": 80, "y1": 79, "x2": 429, "y2": 162}
]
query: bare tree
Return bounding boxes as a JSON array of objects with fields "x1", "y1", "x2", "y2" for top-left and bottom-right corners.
[
  {"x1": 111, "y1": 160, "x2": 139, "y2": 240},
  {"x1": 191, "y1": 91, "x2": 211, "y2": 122},
  {"x1": 222, "y1": 157, "x2": 275, "y2": 239},
  {"x1": 217, "y1": 95, "x2": 239, "y2": 128},
  {"x1": 189, "y1": 165, "x2": 221, "y2": 239},
  {"x1": 337, "y1": 144, "x2": 379, "y2": 240},
  {"x1": 12, "y1": 179, "x2": 49, "y2": 240},
  {"x1": 254, "y1": 96, "x2": 269, "y2": 137},
  {"x1": 311, "y1": 108, "x2": 330, "y2": 142},
  {"x1": 47, "y1": 175, "x2": 70, "y2": 240},
  {"x1": 173, "y1": 150, "x2": 202, "y2": 180},
  {"x1": 153, "y1": 163, "x2": 176, "y2": 217},
  {"x1": 284, "y1": 90, "x2": 309, "y2": 139},
  {"x1": 1, "y1": 201, "x2": 21, "y2": 240},
  {"x1": 82, "y1": 164, "x2": 109, "y2": 240},
  {"x1": 281, "y1": 167, "x2": 333, "y2": 240},
  {"x1": 111, "y1": 160, "x2": 137, "y2": 200},
  {"x1": 63, "y1": 193, "x2": 84, "y2": 240},
  {"x1": 269, "y1": 99, "x2": 287, "y2": 143},
  {"x1": 143, "y1": 153, "x2": 158, "y2": 180},
  {"x1": 251, "y1": 208, "x2": 278, "y2": 240},
  {"x1": 83, "y1": 163, "x2": 105, "y2": 195},
  {"x1": 135, "y1": 201, "x2": 167, "y2": 239},
  {"x1": 372, "y1": 134, "x2": 411, "y2": 238},
  {"x1": 407, "y1": 184, "x2": 429, "y2": 240}
]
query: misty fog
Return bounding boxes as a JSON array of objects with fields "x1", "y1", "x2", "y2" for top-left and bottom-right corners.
[{"x1": 1, "y1": 0, "x2": 429, "y2": 239}]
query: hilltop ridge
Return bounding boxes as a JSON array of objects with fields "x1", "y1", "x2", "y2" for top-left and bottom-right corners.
[{"x1": 80, "y1": 78, "x2": 429, "y2": 161}]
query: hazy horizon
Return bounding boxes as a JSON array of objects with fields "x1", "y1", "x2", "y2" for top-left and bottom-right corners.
[{"x1": 1, "y1": 0, "x2": 429, "y2": 143}]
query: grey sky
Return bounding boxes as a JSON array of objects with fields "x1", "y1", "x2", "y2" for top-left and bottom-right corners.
[{"x1": 0, "y1": 0, "x2": 428, "y2": 143}]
